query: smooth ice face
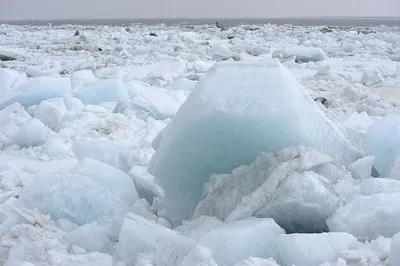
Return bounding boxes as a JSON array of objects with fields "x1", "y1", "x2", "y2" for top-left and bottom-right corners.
[
  {"x1": 276, "y1": 233, "x2": 358, "y2": 266},
  {"x1": 326, "y1": 193, "x2": 400, "y2": 241},
  {"x1": 198, "y1": 217, "x2": 285, "y2": 266},
  {"x1": 74, "y1": 78, "x2": 129, "y2": 105},
  {"x1": 0, "y1": 77, "x2": 71, "y2": 109},
  {"x1": 117, "y1": 213, "x2": 195, "y2": 266},
  {"x1": 0, "y1": 68, "x2": 27, "y2": 91},
  {"x1": 72, "y1": 140, "x2": 130, "y2": 172},
  {"x1": 0, "y1": 102, "x2": 31, "y2": 140},
  {"x1": 359, "y1": 178, "x2": 400, "y2": 196},
  {"x1": 18, "y1": 174, "x2": 128, "y2": 240},
  {"x1": 71, "y1": 158, "x2": 139, "y2": 206},
  {"x1": 34, "y1": 99, "x2": 66, "y2": 132},
  {"x1": 193, "y1": 147, "x2": 350, "y2": 233},
  {"x1": 390, "y1": 233, "x2": 400, "y2": 266},
  {"x1": 364, "y1": 115, "x2": 400, "y2": 175},
  {"x1": 148, "y1": 60, "x2": 361, "y2": 225},
  {"x1": 64, "y1": 223, "x2": 112, "y2": 253}
]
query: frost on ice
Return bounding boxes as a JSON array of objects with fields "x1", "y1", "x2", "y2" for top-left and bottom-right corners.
[{"x1": 148, "y1": 59, "x2": 361, "y2": 225}]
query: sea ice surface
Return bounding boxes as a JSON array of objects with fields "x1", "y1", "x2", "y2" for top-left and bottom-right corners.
[
  {"x1": 148, "y1": 59, "x2": 361, "y2": 225},
  {"x1": 74, "y1": 78, "x2": 129, "y2": 104}
]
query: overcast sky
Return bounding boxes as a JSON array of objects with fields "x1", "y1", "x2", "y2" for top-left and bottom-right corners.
[{"x1": 1, "y1": 0, "x2": 399, "y2": 21}]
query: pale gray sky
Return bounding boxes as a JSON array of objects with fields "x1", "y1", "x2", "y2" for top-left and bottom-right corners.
[{"x1": 0, "y1": 0, "x2": 399, "y2": 20}]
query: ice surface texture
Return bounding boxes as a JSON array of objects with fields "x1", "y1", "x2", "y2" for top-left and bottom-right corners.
[
  {"x1": 18, "y1": 174, "x2": 128, "y2": 240},
  {"x1": 148, "y1": 59, "x2": 361, "y2": 225}
]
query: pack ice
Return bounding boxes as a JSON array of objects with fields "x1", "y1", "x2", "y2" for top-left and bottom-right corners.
[{"x1": 148, "y1": 59, "x2": 361, "y2": 225}]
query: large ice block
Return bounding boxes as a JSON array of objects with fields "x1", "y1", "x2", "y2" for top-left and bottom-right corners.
[
  {"x1": 148, "y1": 59, "x2": 361, "y2": 225},
  {"x1": 198, "y1": 217, "x2": 284, "y2": 266},
  {"x1": 364, "y1": 115, "x2": 400, "y2": 175},
  {"x1": 17, "y1": 174, "x2": 128, "y2": 240},
  {"x1": 0, "y1": 77, "x2": 71, "y2": 110}
]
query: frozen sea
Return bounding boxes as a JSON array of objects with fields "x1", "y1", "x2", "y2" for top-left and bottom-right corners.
[{"x1": 1, "y1": 16, "x2": 400, "y2": 266}]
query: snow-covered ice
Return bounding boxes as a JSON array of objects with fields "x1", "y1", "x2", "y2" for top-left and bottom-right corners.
[{"x1": 1, "y1": 21, "x2": 400, "y2": 266}]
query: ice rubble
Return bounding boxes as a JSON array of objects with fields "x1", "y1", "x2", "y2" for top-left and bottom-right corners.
[
  {"x1": 148, "y1": 59, "x2": 361, "y2": 225},
  {"x1": 364, "y1": 115, "x2": 400, "y2": 175},
  {"x1": 327, "y1": 193, "x2": 400, "y2": 241},
  {"x1": 197, "y1": 217, "x2": 284, "y2": 266},
  {"x1": 71, "y1": 157, "x2": 139, "y2": 205},
  {"x1": 193, "y1": 147, "x2": 351, "y2": 233},
  {"x1": 274, "y1": 46, "x2": 328, "y2": 62},
  {"x1": 13, "y1": 119, "x2": 48, "y2": 147},
  {"x1": 17, "y1": 174, "x2": 128, "y2": 240},
  {"x1": 276, "y1": 233, "x2": 358, "y2": 266}
]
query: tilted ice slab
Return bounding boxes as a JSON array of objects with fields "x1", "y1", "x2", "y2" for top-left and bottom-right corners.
[
  {"x1": 326, "y1": 193, "x2": 400, "y2": 241},
  {"x1": 193, "y1": 147, "x2": 352, "y2": 233},
  {"x1": 0, "y1": 77, "x2": 71, "y2": 110},
  {"x1": 364, "y1": 115, "x2": 400, "y2": 175},
  {"x1": 198, "y1": 217, "x2": 285, "y2": 266},
  {"x1": 148, "y1": 59, "x2": 361, "y2": 225},
  {"x1": 17, "y1": 174, "x2": 128, "y2": 240},
  {"x1": 71, "y1": 157, "x2": 139, "y2": 206},
  {"x1": 0, "y1": 68, "x2": 27, "y2": 92}
]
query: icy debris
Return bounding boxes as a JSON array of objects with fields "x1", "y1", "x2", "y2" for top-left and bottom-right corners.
[
  {"x1": 57, "y1": 218, "x2": 79, "y2": 233},
  {"x1": 34, "y1": 98, "x2": 67, "y2": 132},
  {"x1": 132, "y1": 198, "x2": 158, "y2": 222},
  {"x1": 18, "y1": 174, "x2": 128, "y2": 240},
  {"x1": 0, "y1": 46, "x2": 31, "y2": 61},
  {"x1": 42, "y1": 138, "x2": 70, "y2": 157},
  {"x1": 0, "y1": 102, "x2": 31, "y2": 140},
  {"x1": 345, "y1": 111, "x2": 374, "y2": 132},
  {"x1": 1, "y1": 223, "x2": 113, "y2": 266},
  {"x1": 342, "y1": 43, "x2": 356, "y2": 53},
  {"x1": 179, "y1": 245, "x2": 218, "y2": 266},
  {"x1": 129, "y1": 166, "x2": 164, "y2": 200},
  {"x1": 64, "y1": 222, "x2": 112, "y2": 253},
  {"x1": 0, "y1": 68, "x2": 27, "y2": 91},
  {"x1": 212, "y1": 44, "x2": 234, "y2": 60},
  {"x1": 193, "y1": 147, "x2": 351, "y2": 233},
  {"x1": 327, "y1": 193, "x2": 400, "y2": 241},
  {"x1": 0, "y1": 77, "x2": 71, "y2": 110},
  {"x1": 72, "y1": 140, "x2": 130, "y2": 172},
  {"x1": 71, "y1": 157, "x2": 139, "y2": 205},
  {"x1": 359, "y1": 178, "x2": 400, "y2": 196},
  {"x1": 117, "y1": 213, "x2": 195, "y2": 266},
  {"x1": 276, "y1": 233, "x2": 358, "y2": 266},
  {"x1": 364, "y1": 115, "x2": 400, "y2": 175},
  {"x1": 347, "y1": 156, "x2": 375, "y2": 179},
  {"x1": 175, "y1": 216, "x2": 224, "y2": 240},
  {"x1": 198, "y1": 217, "x2": 284, "y2": 266},
  {"x1": 148, "y1": 59, "x2": 361, "y2": 225},
  {"x1": 362, "y1": 68, "x2": 385, "y2": 86},
  {"x1": 276, "y1": 46, "x2": 328, "y2": 62},
  {"x1": 13, "y1": 119, "x2": 47, "y2": 147},
  {"x1": 74, "y1": 78, "x2": 129, "y2": 105}
]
